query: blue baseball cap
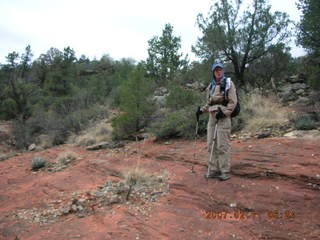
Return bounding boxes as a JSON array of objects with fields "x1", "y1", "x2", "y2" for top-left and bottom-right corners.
[{"x1": 212, "y1": 62, "x2": 224, "y2": 71}]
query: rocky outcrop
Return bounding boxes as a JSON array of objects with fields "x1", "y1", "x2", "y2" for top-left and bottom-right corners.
[
  {"x1": 152, "y1": 87, "x2": 169, "y2": 106},
  {"x1": 278, "y1": 75, "x2": 311, "y2": 103}
]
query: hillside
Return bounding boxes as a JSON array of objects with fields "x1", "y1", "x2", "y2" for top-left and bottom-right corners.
[{"x1": 0, "y1": 135, "x2": 319, "y2": 240}]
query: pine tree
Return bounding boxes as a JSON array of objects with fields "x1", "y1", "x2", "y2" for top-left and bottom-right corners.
[{"x1": 112, "y1": 64, "x2": 154, "y2": 139}]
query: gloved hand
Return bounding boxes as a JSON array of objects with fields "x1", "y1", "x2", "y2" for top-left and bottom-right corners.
[
  {"x1": 216, "y1": 107, "x2": 226, "y2": 120},
  {"x1": 196, "y1": 106, "x2": 203, "y2": 122}
]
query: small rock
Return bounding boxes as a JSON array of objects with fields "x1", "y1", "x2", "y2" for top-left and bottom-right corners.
[
  {"x1": 28, "y1": 144, "x2": 36, "y2": 151},
  {"x1": 257, "y1": 129, "x2": 272, "y2": 138},
  {"x1": 71, "y1": 205, "x2": 78, "y2": 212},
  {"x1": 77, "y1": 205, "x2": 84, "y2": 211}
]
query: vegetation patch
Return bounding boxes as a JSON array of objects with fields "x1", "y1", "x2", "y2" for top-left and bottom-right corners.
[
  {"x1": 14, "y1": 168, "x2": 170, "y2": 224},
  {"x1": 239, "y1": 93, "x2": 290, "y2": 133},
  {"x1": 293, "y1": 115, "x2": 317, "y2": 130},
  {"x1": 69, "y1": 120, "x2": 113, "y2": 146},
  {"x1": 31, "y1": 156, "x2": 47, "y2": 171},
  {"x1": 46, "y1": 151, "x2": 79, "y2": 172}
]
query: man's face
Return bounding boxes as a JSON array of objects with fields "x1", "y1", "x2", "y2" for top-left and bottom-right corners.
[{"x1": 214, "y1": 67, "x2": 224, "y2": 81}]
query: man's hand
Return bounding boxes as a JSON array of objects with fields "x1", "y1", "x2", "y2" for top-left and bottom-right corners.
[
  {"x1": 196, "y1": 106, "x2": 203, "y2": 122},
  {"x1": 216, "y1": 107, "x2": 226, "y2": 120}
]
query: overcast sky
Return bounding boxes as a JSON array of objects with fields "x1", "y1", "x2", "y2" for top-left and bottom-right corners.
[{"x1": 0, "y1": 0, "x2": 305, "y2": 64}]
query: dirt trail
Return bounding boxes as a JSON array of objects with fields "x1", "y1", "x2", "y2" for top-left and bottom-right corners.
[{"x1": 0, "y1": 137, "x2": 319, "y2": 240}]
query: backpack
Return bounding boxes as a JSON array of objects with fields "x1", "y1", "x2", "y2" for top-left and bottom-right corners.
[{"x1": 220, "y1": 78, "x2": 240, "y2": 118}]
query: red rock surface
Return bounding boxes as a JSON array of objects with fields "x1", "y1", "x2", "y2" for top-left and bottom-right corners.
[{"x1": 0, "y1": 137, "x2": 319, "y2": 240}]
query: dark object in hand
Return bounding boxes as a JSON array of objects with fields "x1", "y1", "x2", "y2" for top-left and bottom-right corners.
[
  {"x1": 196, "y1": 106, "x2": 203, "y2": 122},
  {"x1": 216, "y1": 107, "x2": 226, "y2": 120}
]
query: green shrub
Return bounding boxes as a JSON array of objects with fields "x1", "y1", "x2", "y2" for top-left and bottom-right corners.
[
  {"x1": 308, "y1": 65, "x2": 320, "y2": 90},
  {"x1": 149, "y1": 106, "x2": 206, "y2": 139},
  {"x1": 31, "y1": 157, "x2": 46, "y2": 170},
  {"x1": 294, "y1": 115, "x2": 317, "y2": 130},
  {"x1": 112, "y1": 113, "x2": 137, "y2": 140},
  {"x1": 165, "y1": 83, "x2": 201, "y2": 110}
]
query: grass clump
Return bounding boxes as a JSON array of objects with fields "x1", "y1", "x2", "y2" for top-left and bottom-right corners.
[
  {"x1": 121, "y1": 167, "x2": 162, "y2": 200},
  {"x1": 69, "y1": 120, "x2": 112, "y2": 146},
  {"x1": 56, "y1": 151, "x2": 78, "y2": 165},
  {"x1": 31, "y1": 156, "x2": 46, "y2": 171},
  {"x1": 240, "y1": 93, "x2": 289, "y2": 132},
  {"x1": 122, "y1": 167, "x2": 158, "y2": 187}
]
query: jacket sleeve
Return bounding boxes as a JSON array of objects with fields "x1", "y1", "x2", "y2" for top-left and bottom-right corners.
[{"x1": 221, "y1": 81, "x2": 237, "y2": 117}]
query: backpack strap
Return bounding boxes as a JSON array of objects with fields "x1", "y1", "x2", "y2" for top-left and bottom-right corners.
[{"x1": 220, "y1": 77, "x2": 231, "y2": 101}]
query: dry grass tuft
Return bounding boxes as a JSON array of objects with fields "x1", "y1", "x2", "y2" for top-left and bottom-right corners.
[
  {"x1": 122, "y1": 167, "x2": 158, "y2": 187},
  {"x1": 56, "y1": 151, "x2": 78, "y2": 165},
  {"x1": 121, "y1": 167, "x2": 169, "y2": 201},
  {"x1": 69, "y1": 120, "x2": 113, "y2": 146},
  {"x1": 241, "y1": 93, "x2": 289, "y2": 132}
]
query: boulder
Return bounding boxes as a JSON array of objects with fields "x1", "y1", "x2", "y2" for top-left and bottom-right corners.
[
  {"x1": 152, "y1": 95, "x2": 167, "y2": 106},
  {"x1": 288, "y1": 75, "x2": 301, "y2": 83},
  {"x1": 154, "y1": 87, "x2": 168, "y2": 96},
  {"x1": 291, "y1": 83, "x2": 307, "y2": 91},
  {"x1": 295, "y1": 89, "x2": 306, "y2": 96},
  {"x1": 185, "y1": 81, "x2": 206, "y2": 90},
  {"x1": 295, "y1": 97, "x2": 310, "y2": 105},
  {"x1": 279, "y1": 90, "x2": 298, "y2": 102},
  {"x1": 28, "y1": 144, "x2": 36, "y2": 151}
]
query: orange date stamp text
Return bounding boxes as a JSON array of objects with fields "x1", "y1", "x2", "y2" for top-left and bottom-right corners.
[{"x1": 202, "y1": 209, "x2": 296, "y2": 220}]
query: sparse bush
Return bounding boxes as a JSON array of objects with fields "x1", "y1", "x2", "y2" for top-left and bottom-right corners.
[
  {"x1": 123, "y1": 167, "x2": 157, "y2": 186},
  {"x1": 122, "y1": 167, "x2": 158, "y2": 200},
  {"x1": 11, "y1": 119, "x2": 33, "y2": 149},
  {"x1": 56, "y1": 151, "x2": 77, "y2": 165},
  {"x1": 31, "y1": 156, "x2": 46, "y2": 170},
  {"x1": 11, "y1": 104, "x2": 108, "y2": 149},
  {"x1": 294, "y1": 115, "x2": 317, "y2": 130}
]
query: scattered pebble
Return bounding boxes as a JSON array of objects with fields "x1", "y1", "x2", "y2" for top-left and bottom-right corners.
[{"x1": 230, "y1": 203, "x2": 237, "y2": 208}]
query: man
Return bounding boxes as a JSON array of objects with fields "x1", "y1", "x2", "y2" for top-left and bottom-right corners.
[{"x1": 197, "y1": 62, "x2": 237, "y2": 181}]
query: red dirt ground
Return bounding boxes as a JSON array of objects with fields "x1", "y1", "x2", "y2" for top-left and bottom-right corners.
[{"x1": 0, "y1": 137, "x2": 319, "y2": 240}]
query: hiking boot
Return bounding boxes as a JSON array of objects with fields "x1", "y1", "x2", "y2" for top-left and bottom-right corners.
[
  {"x1": 219, "y1": 172, "x2": 230, "y2": 181},
  {"x1": 204, "y1": 171, "x2": 220, "y2": 179}
]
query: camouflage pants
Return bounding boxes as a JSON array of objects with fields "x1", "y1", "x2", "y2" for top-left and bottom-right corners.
[{"x1": 207, "y1": 114, "x2": 231, "y2": 174}]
